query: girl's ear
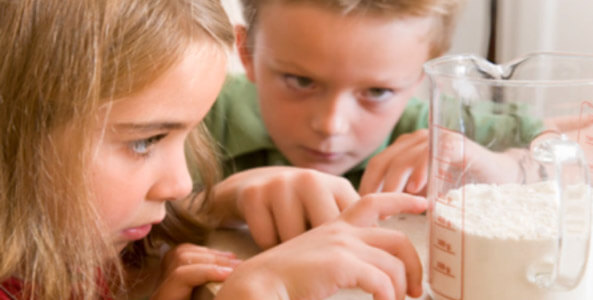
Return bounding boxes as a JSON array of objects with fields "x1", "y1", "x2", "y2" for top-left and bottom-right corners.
[{"x1": 235, "y1": 25, "x2": 256, "y2": 82}]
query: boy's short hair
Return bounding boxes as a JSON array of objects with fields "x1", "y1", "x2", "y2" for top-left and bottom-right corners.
[{"x1": 240, "y1": 0, "x2": 466, "y2": 58}]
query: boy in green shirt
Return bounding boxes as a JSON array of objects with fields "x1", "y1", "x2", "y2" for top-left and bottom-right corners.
[
  {"x1": 200, "y1": 0, "x2": 539, "y2": 249},
  {"x1": 207, "y1": 0, "x2": 457, "y2": 191}
]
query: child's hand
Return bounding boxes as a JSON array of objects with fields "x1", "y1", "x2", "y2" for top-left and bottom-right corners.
[
  {"x1": 359, "y1": 128, "x2": 525, "y2": 196},
  {"x1": 359, "y1": 129, "x2": 430, "y2": 196},
  {"x1": 150, "y1": 244, "x2": 241, "y2": 300},
  {"x1": 210, "y1": 166, "x2": 360, "y2": 249},
  {"x1": 215, "y1": 193, "x2": 427, "y2": 300},
  {"x1": 435, "y1": 128, "x2": 526, "y2": 184}
]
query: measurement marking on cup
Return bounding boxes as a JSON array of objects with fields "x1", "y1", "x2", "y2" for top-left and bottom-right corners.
[
  {"x1": 436, "y1": 196, "x2": 458, "y2": 208},
  {"x1": 435, "y1": 216, "x2": 456, "y2": 232},
  {"x1": 434, "y1": 261, "x2": 455, "y2": 278},
  {"x1": 436, "y1": 167, "x2": 455, "y2": 183},
  {"x1": 435, "y1": 239, "x2": 455, "y2": 255},
  {"x1": 435, "y1": 156, "x2": 463, "y2": 168}
]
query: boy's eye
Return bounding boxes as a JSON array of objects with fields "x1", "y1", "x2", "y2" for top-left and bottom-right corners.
[
  {"x1": 129, "y1": 134, "x2": 166, "y2": 156},
  {"x1": 360, "y1": 87, "x2": 394, "y2": 103},
  {"x1": 284, "y1": 74, "x2": 316, "y2": 91}
]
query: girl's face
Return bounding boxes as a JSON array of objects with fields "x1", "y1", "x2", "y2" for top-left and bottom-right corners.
[
  {"x1": 89, "y1": 46, "x2": 227, "y2": 250},
  {"x1": 240, "y1": 3, "x2": 431, "y2": 175}
]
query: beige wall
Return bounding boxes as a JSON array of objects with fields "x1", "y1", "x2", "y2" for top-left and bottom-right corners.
[
  {"x1": 222, "y1": 0, "x2": 245, "y2": 73},
  {"x1": 497, "y1": 0, "x2": 593, "y2": 63},
  {"x1": 223, "y1": 0, "x2": 593, "y2": 65},
  {"x1": 449, "y1": 0, "x2": 491, "y2": 56},
  {"x1": 222, "y1": 0, "x2": 244, "y2": 25}
]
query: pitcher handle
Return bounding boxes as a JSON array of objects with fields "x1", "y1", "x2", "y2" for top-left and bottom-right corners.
[{"x1": 530, "y1": 136, "x2": 592, "y2": 289}]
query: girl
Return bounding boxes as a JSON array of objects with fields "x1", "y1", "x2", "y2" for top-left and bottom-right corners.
[
  {"x1": 0, "y1": 0, "x2": 425, "y2": 299},
  {"x1": 0, "y1": 0, "x2": 234, "y2": 298}
]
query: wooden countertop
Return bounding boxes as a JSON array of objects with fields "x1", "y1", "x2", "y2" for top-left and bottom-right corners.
[{"x1": 195, "y1": 214, "x2": 431, "y2": 300}]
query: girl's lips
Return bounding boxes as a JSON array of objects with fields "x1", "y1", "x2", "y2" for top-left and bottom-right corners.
[{"x1": 121, "y1": 224, "x2": 152, "y2": 241}]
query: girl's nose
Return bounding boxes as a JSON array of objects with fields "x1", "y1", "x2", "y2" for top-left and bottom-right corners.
[
  {"x1": 309, "y1": 94, "x2": 350, "y2": 136},
  {"x1": 148, "y1": 153, "x2": 193, "y2": 202}
]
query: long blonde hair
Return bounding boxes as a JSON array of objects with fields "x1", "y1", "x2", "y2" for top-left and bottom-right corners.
[
  {"x1": 0, "y1": 0, "x2": 233, "y2": 299},
  {"x1": 240, "y1": 0, "x2": 465, "y2": 58}
]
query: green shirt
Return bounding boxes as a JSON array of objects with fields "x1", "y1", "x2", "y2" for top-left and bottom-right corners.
[{"x1": 204, "y1": 75, "x2": 543, "y2": 188}]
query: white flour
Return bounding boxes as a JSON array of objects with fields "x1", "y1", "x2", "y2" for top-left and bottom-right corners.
[{"x1": 428, "y1": 182, "x2": 592, "y2": 300}]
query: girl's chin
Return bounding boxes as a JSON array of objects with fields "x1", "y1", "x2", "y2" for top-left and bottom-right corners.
[{"x1": 114, "y1": 240, "x2": 130, "y2": 252}]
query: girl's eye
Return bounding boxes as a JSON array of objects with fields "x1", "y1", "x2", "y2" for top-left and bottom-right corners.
[
  {"x1": 284, "y1": 74, "x2": 316, "y2": 91},
  {"x1": 129, "y1": 134, "x2": 166, "y2": 156},
  {"x1": 360, "y1": 87, "x2": 394, "y2": 103}
]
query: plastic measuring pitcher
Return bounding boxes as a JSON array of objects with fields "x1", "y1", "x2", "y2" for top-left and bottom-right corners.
[{"x1": 424, "y1": 52, "x2": 593, "y2": 300}]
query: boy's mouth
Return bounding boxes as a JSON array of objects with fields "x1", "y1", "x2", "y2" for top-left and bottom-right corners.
[{"x1": 302, "y1": 147, "x2": 344, "y2": 161}]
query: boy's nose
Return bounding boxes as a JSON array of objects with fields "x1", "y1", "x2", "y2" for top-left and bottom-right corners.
[
  {"x1": 310, "y1": 95, "x2": 350, "y2": 136},
  {"x1": 148, "y1": 155, "x2": 193, "y2": 202}
]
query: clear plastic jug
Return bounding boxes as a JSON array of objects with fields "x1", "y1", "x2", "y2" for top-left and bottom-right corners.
[{"x1": 424, "y1": 52, "x2": 593, "y2": 300}]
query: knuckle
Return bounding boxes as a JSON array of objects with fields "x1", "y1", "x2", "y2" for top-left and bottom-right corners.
[
  {"x1": 170, "y1": 245, "x2": 189, "y2": 256},
  {"x1": 322, "y1": 222, "x2": 350, "y2": 239},
  {"x1": 375, "y1": 272, "x2": 394, "y2": 291},
  {"x1": 169, "y1": 266, "x2": 188, "y2": 280},
  {"x1": 359, "y1": 194, "x2": 380, "y2": 209},
  {"x1": 240, "y1": 184, "x2": 262, "y2": 203},
  {"x1": 326, "y1": 245, "x2": 353, "y2": 265},
  {"x1": 385, "y1": 230, "x2": 409, "y2": 248},
  {"x1": 337, "y1": 176, "x2": 354, "y2": 188},
  {"x1": 296, "y1": 168, "x2": 322, "y2": 184}
]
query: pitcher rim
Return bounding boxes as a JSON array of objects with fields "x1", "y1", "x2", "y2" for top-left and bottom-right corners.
[{"x1": 424, "y1": 51, "x2": 593, "y2": 86}]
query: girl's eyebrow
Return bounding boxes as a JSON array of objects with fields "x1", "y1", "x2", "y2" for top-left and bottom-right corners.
[{"x1": 113, "y1": 122, "x2": 187, "y2": 132}]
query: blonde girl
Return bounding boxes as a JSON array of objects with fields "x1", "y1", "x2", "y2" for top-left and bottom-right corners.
[
  {"x1": 1, "y1": 0, "x2": 426, "y2": 299},
  {"x1": 0, "y1": 0, "x2": 234, "y2": 299}
]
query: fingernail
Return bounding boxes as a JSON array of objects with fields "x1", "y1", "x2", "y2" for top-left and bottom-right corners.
[
  {"x1": 216, "y1": 266, "x2": 234, "y2": 274},
  {"x1": 413, "y1": 197, "x2": 428, "y2": 209},
  {"x1": 217, "y1": 251, "x2": 236, "y2": 258},
  {"x1": 413, "y1": 284, "x2": 424, "y2": 297},
  {"x1": 230, "y1": 259, "x2": 242, "y2": 266}
]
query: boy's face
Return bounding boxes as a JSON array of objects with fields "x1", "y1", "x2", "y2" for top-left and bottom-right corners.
[
  {"x1": 88, "y1": 45, "x2": 226, "y2": 250},
  {"x1": 240, "y1": 3, "x2": 432, "y2": 175}
]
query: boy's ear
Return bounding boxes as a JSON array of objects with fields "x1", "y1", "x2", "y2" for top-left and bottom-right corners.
[{"x1": 235, "y1": 25, "x2": 256, "y2": 82}]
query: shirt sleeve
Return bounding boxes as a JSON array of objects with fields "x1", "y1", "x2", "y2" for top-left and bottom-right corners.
[
  {"x1": 438, "y1": 97, "x2": 544, "y2": 151},
  {"x1": 388, "y1": 96, "x2": 544, "y2": 150},
  {"x1": 389, "y1": 97, "x2": 430, "y2": 143},
  {"x1": 204, "y1": 75, "x2": 272, "y2": 156}
]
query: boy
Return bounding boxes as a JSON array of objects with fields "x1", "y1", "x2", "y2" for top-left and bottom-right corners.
[
  {"x1": 201, "y1": 0, "x2": 539, "y2": 248},
  {"x1": 207, "y1": 0, "x2": 465, "y2": 194}
]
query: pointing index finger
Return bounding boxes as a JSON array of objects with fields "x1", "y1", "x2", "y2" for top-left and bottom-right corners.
[{"x1": 340, "y1": 193, "x2": 427, "y2": 227}]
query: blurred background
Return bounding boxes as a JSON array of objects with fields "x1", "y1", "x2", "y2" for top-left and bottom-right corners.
[{"x1": 222, "y1": 0, "x2": 593, "y2": 66}]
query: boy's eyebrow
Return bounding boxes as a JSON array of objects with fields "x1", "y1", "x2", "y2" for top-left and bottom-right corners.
[
  {"x1": 273, "y1": 58, "x2": 423, "y2": 88},
  {"x1": 112, "y1": 122, "x2": 188, "y2": 132},
  {"x1": 271, "y1": 58, "x2": 315, "y2": 75}
]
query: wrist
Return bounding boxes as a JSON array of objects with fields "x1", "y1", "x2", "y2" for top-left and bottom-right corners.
[{"x1": 215, "y1": 262, "x2": 289, "y2": 300}]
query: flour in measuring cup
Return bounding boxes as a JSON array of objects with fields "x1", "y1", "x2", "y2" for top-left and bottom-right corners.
[{"x1": 430, "y1": 181, "x2": 592, "y2": 300}]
